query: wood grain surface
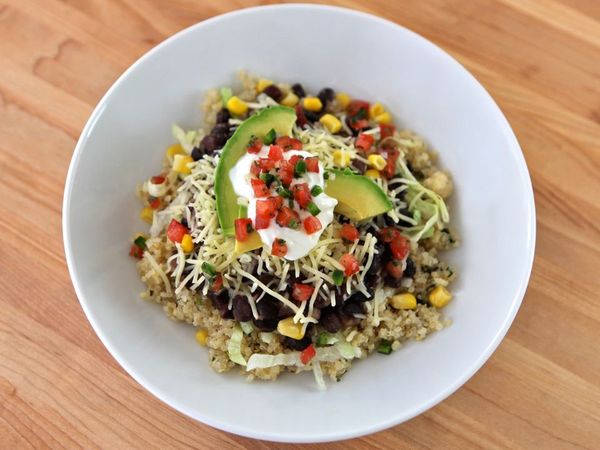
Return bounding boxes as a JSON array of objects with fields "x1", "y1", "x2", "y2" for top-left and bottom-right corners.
[{"x1": 1, "y1": 0, "x2": 599, "y2": 448}]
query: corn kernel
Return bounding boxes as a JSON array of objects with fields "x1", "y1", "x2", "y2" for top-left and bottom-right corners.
[
  {"x1": 303, "y1": 96, "x2": 323, "y2": 112},
  {"x1": 336, "y1": 92, "x2": 351, "y2": 109},
  {"x1": 333, "y1": 149, "x2": 352, "y2": 167},
  {"x1": 280, "y1": 92, "x2": 299, "y2": 107},
  {"x1": 374, "y1": 111, "x2": 392, "y2": 124},
  {"x1": 428, "y1": 286, "x2": 452, "y2": 308},
  {"x1": 172, "y1": 154, "x2": 194, "y2": 174},
  {"x1": 319, "y1": 114, "x2": 342, "y2": 134},
  {"x1": 390, "y1": 293, "x2": 417, "y2": 310},
  {"x1": 139, "y1": 207, "x2": 153, "y2": 224},
  {"x1": 256, "y1": 78, "x2": 273, "y2": 93},
  {"x1": 166, "y1": 143, "x2": 185, "y2": 158},
  {"x1": 365, "y1": 169, "x2": 381, "y2": 179},
  {"x1": 368, "y1": 154, "x2": 387, "y2": 171},
  {"x1": 226, "y1": 96, "x2": 248, "y2": 116},
  {"x1": 277, "y1": 317, "x2": 305, "y2": 340},
  {"x1": 181, "y1": 234, "x2": 194, "y2": 253},
  {"x1": 369, "y1": 102, "x2": 386, "y2": 119},
  {"x1": 195, "y1": 329, "x2": 208, "y2": 346}
]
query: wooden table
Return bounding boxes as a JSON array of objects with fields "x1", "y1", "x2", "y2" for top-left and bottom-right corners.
[{"x1": 1, "y1": 0, "x2": 599, "y2": 448}]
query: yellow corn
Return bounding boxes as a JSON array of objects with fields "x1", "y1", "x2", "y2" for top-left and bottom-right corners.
[
  {"x1": 226, "y1": 96, "x2": 248, "y2": 116},
  {"x1": 374, "y1": 111, "x2": 392, "y2": 124},
  {"x1": 390, "y1": 293, "x2": 417, "y2": 310},
  {"x1": 181, "y1": 234, "x2": 194, "y2": 253},
  {"x1": 368, "y1": 154, "x2": 387, "y2": 171},
  {"x1": 277, "y1": 317, "x2": 305, "y2": 340},
  {"x1": 319, "y1": 114, "x2": 342, "y2": 134},
  {"x1": 303, "y1": 96, "x2": 322, "y2": 112},
  {"x1": 195, "y1": 329, "x2": 208, "y2": 346},
  {"x1": 256, "y1": 78, "x2": 273, "y2": 93},
  {"x1": 428, "y1": 286, "x2": 452, "y2": 308},
  {"x1": 139, "y1": 207, "x2": 153, "y2": 224},
  {"x1": 333, "y1": 149, "x2": 352, "y2": 167},
  {"x1": 280, "y1": 92, "x2": 299, "y2": 107},
  {"x1": 336, "y1": 92, "x2": 351, "y2": 109},
  {"x1": 166, "y1": 143, "x2": 185, "y2": 158},
  {"x1": 369, "y1": 102, "x2": 386, "y2": 119},
  {"x1": 172, "y1": 154, "x2": 194, "y2": 174},
  {"x1": 365, "y1": 169, "x2": 381, "y2": 179}
]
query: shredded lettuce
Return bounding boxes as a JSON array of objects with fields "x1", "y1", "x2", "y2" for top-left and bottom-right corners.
[
  {"x1": 220, "y1": 87, "x2": 233, "y2": 105},
  {"x1": 259, "y1": 332, "x2": 273, "y2": 344},
  {"x1": 246, "y1": 352, "x2": 300, "y2": 370},
  {"x1": 312, "y1": 361, "x2": 326, "y2": 391},
  {"x1": 335, "y1": 340, "x2": 362, "y2": 359},
  {"x1": 240, "y1": 321, "x2": 254, "y2": 335},
  {"x1": 172, "y1": 124, "x2": 198, "y2": 153},
  {"x1": 227, "y1": 326, "x2": 246, "y2": 366}
]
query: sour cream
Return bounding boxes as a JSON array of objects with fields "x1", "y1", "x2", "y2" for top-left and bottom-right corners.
[{"x1": 229, "y1": 146, "x2": 337, "y2": 260}]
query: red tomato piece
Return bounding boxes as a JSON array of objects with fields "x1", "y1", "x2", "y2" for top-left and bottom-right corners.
[
  {"x1": 251, "y1": 179, "x2": 270, "y2": 197},
  {"x1": 382, "y1": 148, "x2": 399, "y2": 179},
  {"x1": 246, "y1": 136, "x2": 263, "y2": 154},
  {"x1": 234, "y1": 218, "x2": 253, "y2": 242},
  {"x1": 303, "y1": 216, "x2": 322, "y2": 235},
  {"x1": 355, "y1": 133, "x2": 375, "y2": 152},
  {"x1": 270, "y1": 195, "x2": 284, "y2": 210},
  {"x1": 278, "y1": 160, "x2": 294, "y2": 186},
  {"x1": 379, "y1": 227, "x2": 401, "y2": 243},
  {"x1": 129, "y1": 244, "x2": 143, "y2": 258},
  {"x1": 386, "y1": 260, "x2": 403, "y2": 279},
  {"x1": 305, "y1": 157, "x2": 319, "y2": 173},
  {"x1": 340, "y1": 224, "x2": 360, "y2": 242},
  {"x1": 149, "y1": 197, "x2": 161, "y2": 209},
  {"x1": 295, "y1": 104, "x2": 308, "y2": 127},
  {"x1": 211, "y1": 273, "x2": 223, "y2": 292},
  {"x1": 150, "y1": 175, "x2": 165, "y2": 184},
  {"x1": 258, "y1": 158, "x2": 276, "y2": 172},
  {"x1": 271, "y1": 238, "x2": 288, "y2": 257},
  {"x1": 340, "y1": 253, "x2": 360, "y2": 276},
  {"x1": 250, "y1": 161, "x2": 261, "y2": 176},
  {"x1": 256, "y1": 199, "x2": 277, "y2": 217},
  {"x1": 300, "y1": 344, "x2": 316, "y2": 364},
  {"x1": 276, "y1": 207, "x2": 301, "y2": 229},
  {"x1": 380, "y1": 123, "x2": 396, "y2": 140},
  {"x1": 276, "y1": 136, "x2": 303, "y2": 150},
  {"x1": 347, "y1": 100, "x2": 370, "y2": 116},
  {"x1": 292, "y1": 183, "x2": 312, "y2": 208},
  {"x1": 292, "y1": 283, "x2": 314, "y2": 302},
  {"x1": 390, "y1": 235, "x2": 410, "y2": 260},
  {"x1": 288, "y1": 154, "x2": 302, "y2": 167},
  {"x1": 349, "y1": 119, "x2": 369, "y2": 131},
  {"x1": 166, "y1": 219, "x2": 188, "y2": 243},
  {"x1": 254, "y1": 214, "x2": 271, "y2": 230},
  {"x1": 268, "y1": 145, "x2": 284, "y2": 162}
]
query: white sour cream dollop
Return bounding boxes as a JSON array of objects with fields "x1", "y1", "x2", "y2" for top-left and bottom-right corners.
[{"x1": 229, "y1": 146, "x2": 337, "y2": 260}]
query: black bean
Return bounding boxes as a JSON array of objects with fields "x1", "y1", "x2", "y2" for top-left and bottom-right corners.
[
  {"x1": 403, "y1": 258, "x2": 416, "y2": 278},
  {"x1": 320, "y1": 308, "x2": 342, "y2": 333},
  {"x1": 383, "y1": 275, "x2": 403, "y2": 289},
  {"x1": 282, "y1": 335, "x2": 312, "y2": 351},
  {"x1": 341, "y1": 301, "x2": 364, "y2": 317},
  {"x1": 210, "y1": 131, "x2": 228, "y2": 148},
  {"x1": 200, "y1": 135, "x2": 220, "y2": 153},
  {"x1": 232, "y1": 295, "x2": 253, "y2": 322},
  {"x1": 364, "y1": 273, "x2": 380, "y2": 292},
  {"x1": 256, "y1": 295, "x2": 279, "y2": 320},
  {"x1": 212, "y1": 123, "x2": 229, "y2": 135},
  {"x1": 368, "y1": 241, "x2": 386, "y2": 276},
  {"x1": 216, "y1": 108, "x2": 230, "y2": 124},
  {"x1": 303, "y1": 109, "x2": 322, "y2": 122},
  {"x1": 191, "y1": 146, "x2": 204, "y2": 161},
  {"x1": 180, "y1": 217, "x2": 188, "y2": 228},
  {"x1": 345, "y1": 117, "x2": 360, "y2": 136},
  {"x1": 397, "y1": 208, "x2": 413, "y2": 227},
  {"x1": 317, "y1": 87, "x2": 335, "y2": 106},
  {"x1": 347, "y1": 292, "x2": 368, "y2": 303},
  {"x1": 351, "y1": 159, "x2": 367, "y2": 174},
  {"x1": 208, "y1": 290, "x2": 232, "y2": 319},
  {"x1": 253, "y1": 319, "x2": 277, "y2": 332},
  {"x1": 278, "y1": 303, "x2": 295, "y2": 319},
  {"x1": 313, "y1": 294, "x2": 330, "y2": 309},
  {"x1": 263, "y1": 84, "x2": 282, "y2": 101},
  {"x1": 291, "y1": 83, "x2": 306, "y2": 98}
]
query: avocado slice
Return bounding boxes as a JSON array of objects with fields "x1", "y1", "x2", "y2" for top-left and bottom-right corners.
[
  {"x1": 325, "y1": 170, "x2": 393, "y2": 221},
  {"x1": 235, "y1": 231, "x2": 263, "y2": 254},
  {"x1": 215, "y1": 106, "x2": 296, "y2": 236}
]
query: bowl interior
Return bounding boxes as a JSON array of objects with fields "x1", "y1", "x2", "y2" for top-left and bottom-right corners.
[{"x1": 63, "y1": 4, "x2": 535, "y2": 443}]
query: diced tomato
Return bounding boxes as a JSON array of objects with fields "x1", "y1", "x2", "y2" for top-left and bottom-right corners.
[
  {"x1": 276, "y1": 207, "x2": 300, "y2": 229},
  {"x1": 356, "y1": 133, "x2": 375, "y2": 152},
  {"x1": 292, "y1": 283, "x2": 314, "y2": 302},
  {"x1": 166, "y1": 219, "x2": 188, "y2": 243},
  {"x1": 234, "y1": 218, "x2": 253, "y2": 242},
  {"x1": 211, "y1": 273, "x2": 223, "y2": 292},
  {"x1": 129, "y1": 244, "x2": 144, "y2": 258},
  {"x1": 251, "y1": 179, "x2": 269, "y2": 197},
  {"x1": 347, "y1": 100, "x2": 370, "y2": 116},
  {"x1": 246, "y1": 136, "x2": 263, "y2": 154},
  {"x1": 270, "y1": 195, "x2": 284, "y2": 210},
  {"x1": 150, "y1": 175, "x2": 165, "y2": 184},
  {"x1": 295, "y1": 104, "x2": 308, "y2": 127},
  {"x1": 256, "y1": 199, "x2": 277, "y2": 218},
  {"x1": 390, "y1": 235, "x2": 410, "y2": 260},
  {"x1": 303, "y1": 216, "x2": 322, "y2": 235},
  {"x1": 149, "y1": 197, "x2": 161, "y2": 209},
  {"x1": 268, "y1": 145, "x2": 284, "y2": 162},
  {"x1": 250, "y1": 161, "x2": 261, "y2": 176},
  {"x1": 275, "y1": 136, "x2": 303, "y2": 150},
  {"x1": 340, "y1": 224, "x2": 360, "y2": 242},
  {"x1": 292, "y1": 183, "x2": 312, "y2": 208},
  {"x1": 305, "y1": 157, "x2": 319, "y2": 173},
  {"x1": 300, "y1": 344, "x2": 316, "y2": 364},
  {"x1": 271, "y1": 238, "x2": 288, "y2": 257},
  {"x1": 386, "y1": 260, "x2": 404, "y2": 279},
  {"x1": 340, "y1": 253, "x2": 360, "y2": 276},
  {"x1": 382, "y1": 147, "x2": 399, "y2": 179},
  {"x1": 380, "y1": 123, "x2": 396, "y2": 140},
  {"x1": 279, "y1": 160, "x2": 294, "y2": 186},
  {"x1": 258, "y1": 158, "x2": 276, "y2": 172},
  {"x1": 288, "y1": 154, "x2": 302, "y2": 167},
  {"x1": 254, "y1": 214, "x2": 271, "y2": 230},
  {"x1": 379, "y1": 227, "x2": 401, "y2": 243}
]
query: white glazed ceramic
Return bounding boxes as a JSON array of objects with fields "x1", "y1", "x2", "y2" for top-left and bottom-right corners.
[{"x1": 63, "y1": 4, "x2": 535, "y2": 443}]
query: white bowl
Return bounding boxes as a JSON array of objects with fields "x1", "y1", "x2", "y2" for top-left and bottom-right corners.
[{"x1": 63, "y1": 4, "x2": 535, "y2": 443}]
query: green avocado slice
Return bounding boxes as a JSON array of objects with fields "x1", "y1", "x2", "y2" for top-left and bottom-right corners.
[
  {"x1": 215, "y1": 106, "x2": 296, "y2": 235},
  {"x1": 325, "y1": 170, "x2": 393, "y2": 221}
]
